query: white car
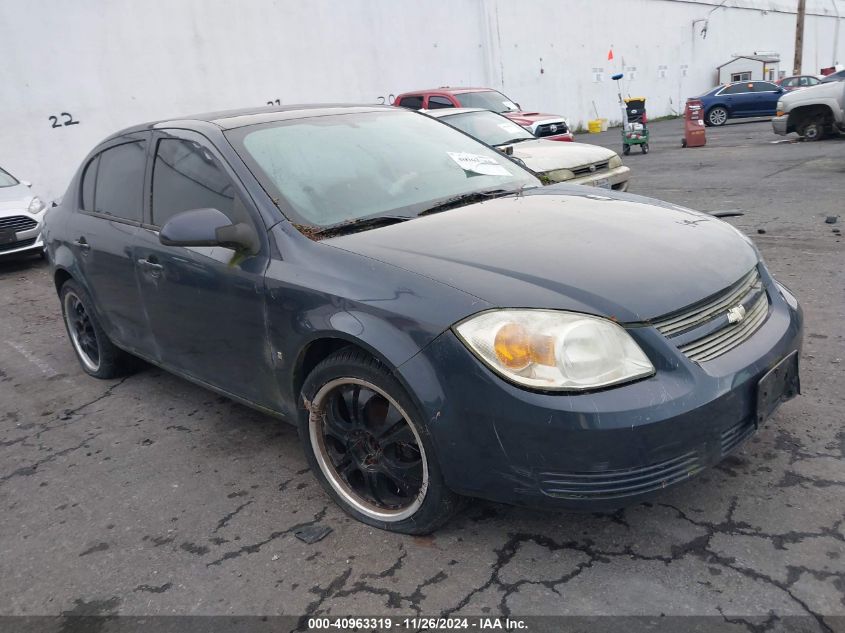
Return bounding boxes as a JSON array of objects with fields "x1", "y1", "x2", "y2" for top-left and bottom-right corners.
[
  {"x1": 0, "y1": 166, "x2": 46, "y2": 257},
  {"x1": 426, "y1": 108, "x2": 630, "y2": 191}
]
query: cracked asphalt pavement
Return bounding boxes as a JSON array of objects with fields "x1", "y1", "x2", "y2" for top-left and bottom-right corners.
[{"x1": 1, "y1": 119, "x2": 843, "y2": 628}]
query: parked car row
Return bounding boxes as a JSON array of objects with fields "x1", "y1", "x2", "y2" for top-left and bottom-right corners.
[
  {"x1": 41, "y1": 102, "x2": 803, "y2": 533},
  {"x1": 394, "y1": 87, "x2": 575, "y2": 142}
]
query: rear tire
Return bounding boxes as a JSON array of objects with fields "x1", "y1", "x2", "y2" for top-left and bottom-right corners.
[
  {"x1": 59, "y1": 280, "x2": 136, "y2": 379},
  {"x1": 298, "y1": 347, "x2": 462, "y2": 534}
]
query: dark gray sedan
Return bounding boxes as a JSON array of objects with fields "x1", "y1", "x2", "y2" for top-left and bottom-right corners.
[{"x1": 44, "y1": 105, "x2": 802, "y2": 533}]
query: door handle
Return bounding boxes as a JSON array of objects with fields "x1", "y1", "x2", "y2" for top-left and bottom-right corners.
[
  {"x1": 74, "y1": 237, "x2": 90, "y2": 252},
  {"x1": 137, "y1": 257, "x2": 164, "y2": 277}
]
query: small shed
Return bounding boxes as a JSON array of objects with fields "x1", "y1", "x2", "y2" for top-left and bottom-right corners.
[{"x1": 717, "y1": 54, "x2": 780, "y2": 84}]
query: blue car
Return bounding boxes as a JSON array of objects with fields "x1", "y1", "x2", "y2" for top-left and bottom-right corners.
[
  {"x1": 698, "y1": 81, "x2": 786, "y2": 126},
  {"x1": 43, "y1": 105, "x2": 803, "y2": 533}
]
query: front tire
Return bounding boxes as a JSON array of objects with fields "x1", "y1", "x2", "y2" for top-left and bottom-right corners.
[
  {"x1": 298, "y1": 348, "x2": 462, "y2": 534},
  {"x1": 59, "y1": 280, "x2": 136, "y2": 379},
  {"x1": 707, "y1": 106, "x2": 728, "y2": 126},
  {"x1": 799, "y1": 119, "x2": 827, "y2": 141}
]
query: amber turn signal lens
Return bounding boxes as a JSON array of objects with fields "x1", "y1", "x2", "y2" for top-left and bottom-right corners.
[
  {"x1": 493, "y1": 323, "x2": 556, "y2": 370},
  {"x1": 776, "y1": 110, "x2": 785, "y2": 117}
]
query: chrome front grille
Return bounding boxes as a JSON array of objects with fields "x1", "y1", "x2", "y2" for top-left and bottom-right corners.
[
  {"x1": 653, "y1": 267, "x2": 770, "y2": 363},
  {"x1": 572, "y1": 161, "x2": 610, "y2": 176},
  {"x1": 0, "y1": 215, "x2": 37, "y2": 232}
]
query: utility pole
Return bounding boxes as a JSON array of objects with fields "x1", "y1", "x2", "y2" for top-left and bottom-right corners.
[{"x1": 793, "y1": 0, "x2": 806, "y2": 74}]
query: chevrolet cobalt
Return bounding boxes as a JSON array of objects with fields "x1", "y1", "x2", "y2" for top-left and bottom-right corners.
[{"x1": 44, "y1": 105, "x2": 802, "y2": 533}]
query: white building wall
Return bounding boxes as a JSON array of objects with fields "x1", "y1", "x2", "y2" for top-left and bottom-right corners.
[{"x1": 1, "y1": 0, "x2": 843, "y2": 200}]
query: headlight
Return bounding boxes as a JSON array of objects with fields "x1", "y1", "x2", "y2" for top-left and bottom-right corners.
[
  {"x1": 27, "y1": 196, "x2": 46, "y2": 214},
  {"x1": 542, "y1": 168, "x2": 575, "y2": 182},
  {"x1": 609, "y1": 154, "x2": 623, "y2": 169},
  {"x1": 454, "y1": 310, "x2": 654, "y2": 391}
]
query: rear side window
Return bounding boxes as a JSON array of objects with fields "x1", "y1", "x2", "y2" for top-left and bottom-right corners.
[
  {"x1": 427, "y1": 96, "x2": 454, "y2": 109},
  {"x1": 752, "y1": 82, "x2": 779, "y2": 92},
  {"x1": 151, "y1": 138, "x2": 247, "y2": 227},
  {"x1": 93, "y1": 141, "x2": 146, "y2": 221},
  {"x1": 397, "y1": 95, "x2": 424, "y2": 110},
  {"x1": 80, "y1": 155, "x2": 99, "y2": 211}
]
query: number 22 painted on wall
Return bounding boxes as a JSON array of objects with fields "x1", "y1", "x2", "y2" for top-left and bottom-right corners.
[{"x1": 49, "y1": 113, "x2": 80, "y2": 128}]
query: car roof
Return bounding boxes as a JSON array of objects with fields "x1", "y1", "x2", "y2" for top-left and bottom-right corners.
[
  {"x1": 105, "y1": 104, "x2": 396, "y2": 139},
  {"x1": 399, "y1": 87, "x2": 496, "y2": 96},
  {"x1": 423, "y1": 107, "x2": 487, "y2": 118}
]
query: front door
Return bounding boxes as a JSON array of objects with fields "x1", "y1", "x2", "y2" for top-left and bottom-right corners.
[{"x1": 134, "y1": 129, "x2": 277, "y2": 410}]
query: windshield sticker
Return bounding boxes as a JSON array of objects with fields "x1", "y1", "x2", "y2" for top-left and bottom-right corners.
[
  {"x1": 447, "y1": 151, "x2": 510, "y2": 176},
  {"x1": 497, "y1": 122, "x2": 524, "y2": 134}
]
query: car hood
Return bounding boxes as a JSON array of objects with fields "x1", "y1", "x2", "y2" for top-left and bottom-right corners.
[
  {"x1": 505, "y1": 112, "x2": 566, "y2": 125},
  {"x1": 782, "y1": 79, "x2": 845, "y2": 103},
  {"x1": 325, "y1": 188, "x2": 758, "y2": 323},
  {"x1": 508, "y1": 139, "x2": 616, "y2": 173},
  {"x1": 0, "y1": 183, "x2": 33, "y2": 211}
]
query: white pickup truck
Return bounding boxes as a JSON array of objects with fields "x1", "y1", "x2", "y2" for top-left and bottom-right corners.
[{"x1": 772, "y1": 80, "x2": 845, "y2": 141}]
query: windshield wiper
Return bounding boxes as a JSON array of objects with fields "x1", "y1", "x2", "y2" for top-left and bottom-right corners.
[
  {"x1": 308, "y1": 215, "x2": 411, "y2": 239},
  {"x1": 418, "y1": 189, "x2": 523, "y2": 217},
  {"x1": 498, "y1": 137, "x2": 532, "y2": 146}
]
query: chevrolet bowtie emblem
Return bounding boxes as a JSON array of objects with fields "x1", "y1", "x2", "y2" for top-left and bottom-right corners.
[{"x1": 727, "y1": 304, "x2": 747, "y2": 324}]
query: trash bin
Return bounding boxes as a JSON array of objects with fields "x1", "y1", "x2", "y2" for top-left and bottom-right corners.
[{"x1": 682, "y1": 99, "x2": 706, "y2": 148}]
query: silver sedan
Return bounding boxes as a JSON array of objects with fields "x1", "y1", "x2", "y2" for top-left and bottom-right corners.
[{"x1": 0, "y1": 166, "x2": 46, "y2": 258}]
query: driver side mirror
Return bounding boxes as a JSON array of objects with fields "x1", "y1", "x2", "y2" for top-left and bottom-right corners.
[{"x1": 159, "y1": 208, "x2": 259, "y2": 254}]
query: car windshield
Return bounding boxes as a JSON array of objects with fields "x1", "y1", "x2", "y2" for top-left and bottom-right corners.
[
  {"x1": 0, "y1": 167, "x2": 19, "y2": 188},
  {"x1": 227, "y1": 109, "x2": 539, "y2": 228},
  {"x1": 455, "y1": 91, "x2": 520, "y2": 113},
  {"x1": 439, "y1": 110, "x2": 535, "y2": 147}
]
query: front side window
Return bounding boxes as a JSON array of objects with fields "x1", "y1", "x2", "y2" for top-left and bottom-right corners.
[
  {"x1": 0, "y1": 167, "x2": 19, "y2": 188},
  {"x1": 427, "y1": 96, "x2": 454, "y2": 109},
  {"x1": 455, "y1": 91, "x2": 520, "y2": 113},
  {"x1": 151, "y1": 138, "x2": 248, "y2": 227},
  {"x1": 93, "y1": 141, "x2": 146, "y2": 221},
  {"x1": 227, "y1": 109, "x2": 539, "y2": 228},
  {"x1": 440, "y1": 110, "x2": 534, "y2": 147}
]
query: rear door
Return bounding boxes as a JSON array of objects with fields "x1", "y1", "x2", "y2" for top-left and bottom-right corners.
[
  {"x1": 751, "y1": 81, "x2": 782, "y2": 114},
  {"x1": 70, "y1": 133, "x2": 156, "y2": 356},
  {"x1": 134, "y1": 129, "x2": 276, "y2": 408}
]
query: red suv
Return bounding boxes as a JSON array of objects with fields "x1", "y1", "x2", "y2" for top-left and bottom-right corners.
[{"x1": 394, "y1": 87, "x2": 574, "y2": 142}]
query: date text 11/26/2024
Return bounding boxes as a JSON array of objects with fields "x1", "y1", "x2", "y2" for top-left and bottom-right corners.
[{"x1": 307, "y1": 616, "x2": 528, "y2": 630}]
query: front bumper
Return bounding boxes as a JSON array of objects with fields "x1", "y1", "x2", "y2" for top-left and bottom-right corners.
[
  {"x1": 397, "y1": 276, "x2": 802, "y2": 510},
  {"x1": 569, "y1": 166, "x2": 631, "y2": 191},
  {"x1": 772, "y1": 115, "x2": 789, "y2": 136},
  {"x1": 0, "y1": 216, "x2": 44, "y2": 256}
]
